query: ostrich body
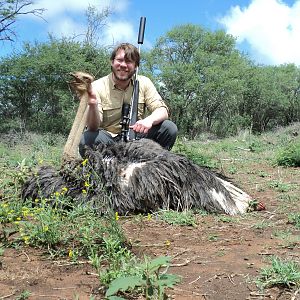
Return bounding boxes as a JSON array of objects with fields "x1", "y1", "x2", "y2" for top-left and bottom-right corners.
[{"x1": 22, "y1": 139, "x2": 252, "y2": 215}]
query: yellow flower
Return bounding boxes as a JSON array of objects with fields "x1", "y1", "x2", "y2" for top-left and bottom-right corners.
[
  {"x1": 82, "y1": 189, "x2": 87, "y2": 194},
  {"x1": 22, "y1": 210, "x2": 29, "y2": 217},
  {"x1": 16, "y1": 217, "x2": 21, "y2": 221},
  {"x1": 23, "y1": 236, "x2": 30, "y2": 245},
  {"x1": 61, "y1": 187, "x2": 68, "y2": 193},
  {"x1": 68, "y1": 249, "x2": 73, "y2": 258},
  {"x1": 165, "y1": 240, "x2": 171, "y2": 247},
  {"x1": 147, "y1": 213, "x2": 152, "y2": 220},
  {"x1": 38, "y1": 159, "x2": 44, "y2": 164},
  {"x1": 55, "y1": 191, "x2": 60, "y2": 197},
  {"x1": 84, "y1": 181, "x2": 90, "y2": 187},
  {"x1": 42, "y1": 225, "x2": 49, "y2": 232},
  {"x1": 34, "y1": 198, "x2": 39, "y2": 203},
  {"x1": 82, "y1": 158, "x2": 88, "y2": 166},
  {"x1": 115, "y1": 212, "x2": 119, "y2": 221}
]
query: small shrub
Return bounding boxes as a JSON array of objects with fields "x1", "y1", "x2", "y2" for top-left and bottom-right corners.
[
  {"x1": 276, "y1": 141, "x2": 300, "y2": 167},
  {"x1": 256, "y1": 256, "x2": 300, "y2": 289},
  {"x1": 105, "y1": 256, "x2": 181, "y2": 300},
  {"x1": 288, "y1": 213, "x2": 300, "y2": 229}
]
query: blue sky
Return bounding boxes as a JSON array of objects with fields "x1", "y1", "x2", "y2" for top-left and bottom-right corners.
[{"x1": 1, "y1": 0, "x2": 300, "y2": 65}]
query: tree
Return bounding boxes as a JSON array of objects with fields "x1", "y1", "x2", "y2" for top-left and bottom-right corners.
[
  {"x1": 84, "y1": 5, "x2": 111, "y2": 47},
  {"x1": 0, "y1": 38, "x2": 110, "y2": 133},
  {"x1": 0, "y1": 0, "x2": 45, "y2": 42},
  {"x1": 144, "y1": 24, "x2": 249, "y2": 137},
  {"x1": 241, "y1": 64, "x2": 300, "y2": 132}
]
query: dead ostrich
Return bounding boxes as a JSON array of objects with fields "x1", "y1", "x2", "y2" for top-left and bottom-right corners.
[{"x1": 22, "y1": 72, "x2": 254, "y2": 215}]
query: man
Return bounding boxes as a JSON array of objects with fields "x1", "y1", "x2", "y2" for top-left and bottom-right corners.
[{"x1": 79, "y1": 43, "x2": 177, "y2": 157}]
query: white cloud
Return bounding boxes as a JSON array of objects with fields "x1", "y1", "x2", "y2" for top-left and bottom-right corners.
[
  {"x1": 47, "y1": 17, "x2": 86, "y2": 39},
  {"x1": 27, "y1": 0, "x2": 134, "y2": 46},
  {"x1": 32, "y1": 0, "x2": 127, "y2": 18},
  {"x1": 102, "y1": 21, "x2": 136, "y2": 46},
  {"x1": 219, "y1": 0, "x2": 300, "y2": 65}
]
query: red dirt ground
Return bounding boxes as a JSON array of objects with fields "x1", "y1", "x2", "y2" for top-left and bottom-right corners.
[{"x1": 0, "y1": 162, "x2": 299, "y2": 300}]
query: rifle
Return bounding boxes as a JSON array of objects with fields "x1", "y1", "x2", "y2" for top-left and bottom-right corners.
[{"x1": 120, "y1": 16, "x2": 146, "y2": 142}]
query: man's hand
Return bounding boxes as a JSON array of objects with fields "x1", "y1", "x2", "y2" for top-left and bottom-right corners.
[
  {"x1": 130, "y1": 107, "x2": 168, "y2": 134},
  {"x1": 88, "y1": 87, "x2": 98, "y2": 106},
  {"x1": 130, "y1": 118, "x2": 153, "y2": 134}
]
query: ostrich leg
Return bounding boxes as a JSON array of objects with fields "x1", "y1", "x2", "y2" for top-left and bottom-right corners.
[{"x1": 62, "y1": 72, "x2": 94, "y2": 162}]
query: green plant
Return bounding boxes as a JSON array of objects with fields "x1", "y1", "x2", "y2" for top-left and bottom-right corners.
[
  {"x1": 15, "y1": 290, "x2": 31, "y2": 300},
  {"x1": 208, "y1": 234, "x2": 218, "y2": 241},
  {"x1": 276, "y1": 140, "x2": 300, "y2": 167},
  {"x1": 256, "y1": 256, "x2": 300, "y2": 289},
  {"x1": 227, "y1": 165, "x2": 238, "y2": 174},
  {"x1": 269, "y1": 180, "x2": 292, "y2": 192},
  {"x1": 105, "y1": 256, "x2": 181, "y2": 300},
  {"x1": 288, "y1": 213, "x2": 300, "y2": 229},
  {"x1": 173, "y1": 140, "x2": 215, "y2": 168},
  {"x1": 98, "y1": 236, "x2": 140, "y2": 285},
  {"x1": 217, "y1": 215, "x2": 238, "y2": 223},
  {"x1": 272, "y1": 229, "x2": 292, "y2": 240},
  {"x1": 156, "y1": 210, "x2": 197, "y2": 226},
  {"x1": 253, "y1": 221, "x2": 270, "y2": 230}
]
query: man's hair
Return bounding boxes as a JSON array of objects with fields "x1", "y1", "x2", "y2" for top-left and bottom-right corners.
[{"x1": 110, "y1": 43, "x2": 140, "y2": 67}]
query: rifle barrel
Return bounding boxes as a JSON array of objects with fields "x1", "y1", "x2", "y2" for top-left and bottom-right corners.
[{"x1": 138, "y1": 17, "x2": 146, "y2": 45}]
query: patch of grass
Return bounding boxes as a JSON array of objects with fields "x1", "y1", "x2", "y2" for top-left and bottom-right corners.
[
  {"x1": 269, "y1": 180, "x2": 292, "y2": 192},
  {"x1": 0, "y1": 132, "x2": 64, "y2": 168},
  {"x1": 208, "y1": 234, "x2": 218, "y2": 241},
  {"x1": 272, "y1": 229, "x2": 292, "y2": 240},
  {"x1": 156, "y1": 210, "x2": 197, "y2": 226},
  {"x1": 227, "y1": 164, "x2": 238, "y2": 175},
  {"x1": 278, "y1": 193, "x2": 299, "y2": 203},
  {"x1": 92, "y1": 236, "x2": 141, "y2": 286},
  {"x1": 256, "y1": 256, "x2": 300, "y2": 289},
  {"x1": 276, "y1": 140, "x2": 300, "y2": 167},
  {"x1": 217, "y1": 215, "x2": 239, "y2": 223},
  {"x1": 1, "y1": 195, "x2": 127, "y2": 259},
  {"x1": 173, "y1": 140, "x2": 216, "y2": 168},
  {"x1": 253, "y1": 221, "x2": 270, "y2": 230},
  {"x1": 257, "y1": 170, "x2": 269, "y2": 178},
  {"x1": 15, "y1": 290, "x2": 31, "y2": 300},
  {"x1": 288, "y1": 213, "x2": 300, "y2": 229}
]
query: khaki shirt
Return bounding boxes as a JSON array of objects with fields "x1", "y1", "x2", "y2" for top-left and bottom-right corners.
[{"x1": 92, "y1": 73, "x2": 168, "y2": 134}]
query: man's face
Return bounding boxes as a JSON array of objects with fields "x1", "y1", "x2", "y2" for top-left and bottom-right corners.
[{"x1": 111, "y1": 49, "x2": 136, "y2": 82}]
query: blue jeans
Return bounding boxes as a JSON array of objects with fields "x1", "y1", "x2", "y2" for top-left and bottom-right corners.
[{"x1": 79, "y1": 120, "x2": 177, "y2": 157}]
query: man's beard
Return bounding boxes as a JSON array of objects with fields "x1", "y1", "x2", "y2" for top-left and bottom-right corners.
[{"x1": 112, "y1": 67, "x2": 136, "y2": 81}]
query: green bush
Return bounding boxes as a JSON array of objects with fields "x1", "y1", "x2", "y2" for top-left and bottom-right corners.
[{"x1": 276, "y1": 140, "x2": 300, "y2": 167}]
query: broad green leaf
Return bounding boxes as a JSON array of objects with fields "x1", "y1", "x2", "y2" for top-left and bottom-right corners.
[
  {"x1": 105, "y1": 275, "x2": 145, "y2": 297},
  {"x1": 147, "y1": 256, "x2": 171, "y2": 272},
  {"x1": 158, "y1": 274, "x2": 182, "y2": 287}
]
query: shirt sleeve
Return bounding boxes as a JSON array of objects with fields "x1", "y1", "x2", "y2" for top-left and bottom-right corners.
[{"x1": 139, "y1": 76, "x2": 169, "y2": 114}]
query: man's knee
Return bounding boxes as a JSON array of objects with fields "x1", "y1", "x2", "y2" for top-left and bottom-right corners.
[
  {"x1": 162, "y1": 120, "x2": 178, "y2": 139},
  {"x1": 79, "y1": 129, "x2": 115, "y2": 157},
  {"x1": 148, "y1": 120, "x2": 177, "y2": 150}
]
